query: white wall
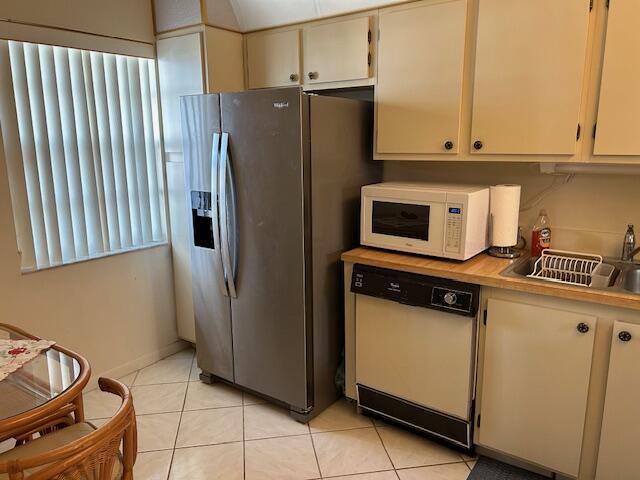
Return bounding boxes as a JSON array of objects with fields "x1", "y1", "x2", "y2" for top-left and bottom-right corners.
[
  {"x1": 0, "y1": 139, "x2": 181, "y2": 382},
  {"x1": 383, "y1": 162, "x2": 640, "y2": 258}
]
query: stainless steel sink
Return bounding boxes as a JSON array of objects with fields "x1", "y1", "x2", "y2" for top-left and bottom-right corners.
[
  {"x1": 500, "y1": 255, "x2": 640, "y2": 295},
  {"x1": 504, "y1": 257, "x2": 537, "y2": 277},
  {"x1": 623, "y1": 267, "x2": 640, "y2": 294}
]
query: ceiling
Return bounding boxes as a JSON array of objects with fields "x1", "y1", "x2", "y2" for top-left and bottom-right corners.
[{"x1": 208, "y1": 0, "x2": 408, "y2": 32}]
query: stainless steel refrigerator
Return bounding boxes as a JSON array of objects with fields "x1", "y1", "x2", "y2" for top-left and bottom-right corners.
[{"x1": 180, "y1": 87, "x2": 380, "y2": 420}]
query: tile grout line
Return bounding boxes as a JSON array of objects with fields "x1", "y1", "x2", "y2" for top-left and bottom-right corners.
[
  {"x1": 307, "y1": 423, "x2": 323, "y2": 479},
  {"x1": 394, "y1": 460, "x2": 475, "y2": 471},
  {"x1": 130, "y1": 368, "x2": 140, "y2": 386},
  {"x1": 321, "y1": 468, "x2": 400, "y2": 479},
  {"x1": 372, "y1": 421, "x2": 398, "y2": 474},
  {"x1": 242, "y1": 392, "x2": 246, "y2": 480},
  {"x1": 164, "y1": 350, "x2": 195, "y2": 480},
  {"x1": 309, "y1": 424, "x2": 382, "y2": 437},
  {"x1": 244, "y1": 431, "x2": 319, "y2": 443}
]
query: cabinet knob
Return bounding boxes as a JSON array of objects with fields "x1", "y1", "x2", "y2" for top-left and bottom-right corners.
[
  {"x1": 289, "y1": 73, "x2": 298, "y2": 82},
  {"x1": 444, "y1": 292, "x2": 457, "y2": 305},
  {"x1": 619, "y1": 331, "x2": 632, "y2": 342},
  {"x1": 473, "y1": 140, "x2": 483, "y2": 150},
  {"x1": 576, "y1": 322, "x2": 590, "y2": 334},
  {"x1": 308, "y1": 71, "x2": 318, "y2": 80},
  {"x1": 444, "y1": 141, "x2": 454, "y2": 151}
]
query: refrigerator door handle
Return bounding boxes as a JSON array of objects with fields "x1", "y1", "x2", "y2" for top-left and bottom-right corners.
[
  {"x1": 210, "y1": 132, "x2": 229, "y2": 297},
  {"x1": 227, "y1": 141, "x2": 239, "y2": 293},
  {"x1": 219, "y1": 132, "x2": 238, "y2": 298}
]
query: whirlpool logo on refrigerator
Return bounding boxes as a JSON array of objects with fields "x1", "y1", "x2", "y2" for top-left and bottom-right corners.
[{"x1": 273, "y1": 101, "x2": 289, "y2": 109}]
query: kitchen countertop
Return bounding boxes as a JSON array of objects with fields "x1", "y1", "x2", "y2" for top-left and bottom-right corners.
[{"x1": 341, "y1": 247, "x2": 640, "y2": 311}]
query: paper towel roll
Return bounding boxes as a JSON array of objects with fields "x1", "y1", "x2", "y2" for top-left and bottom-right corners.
[{"x1": 490, "y1": 184, "x2": 521, "y2": 247}]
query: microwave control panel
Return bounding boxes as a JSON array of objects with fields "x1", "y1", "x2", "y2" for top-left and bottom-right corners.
[{"x1": 445, "y1": 204, "x2": 463, "y2": 253}]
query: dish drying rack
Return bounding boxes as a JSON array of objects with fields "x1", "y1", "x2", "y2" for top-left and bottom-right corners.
[{"x1": 528, "y1": 249, "x2": 613, "y2": 288}]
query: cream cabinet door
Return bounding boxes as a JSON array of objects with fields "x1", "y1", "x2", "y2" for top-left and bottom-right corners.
[
  {"x1": 166, "y1": 159, "x2": 196, "y2": 343},
  {"x1": 376, "y1": 0, "x2": 467, "y2": 155},
  {"x1": 593, "y1": 2, "x2": 640, "y2": 156},
  {"x1": 203, "y1": 27, "x2": 244, "y2": 93},
  {"x1": 470, "y1": 0, "x2": 590, "y2": 155},
  {"x1": 246, "y1": 29, "x2": 301, "y2": 89},
  {"x1": 303, "y1": 16, "x2": 371, "y2": 85},
  {"x1": 479, "y1": 298, "x2": 596, "y2": 477},
  {"x1": 595, "y1": 321, "x2": 640, "y2": 480},
  {"x1": 157, "y1": 33, "x2": 205, "y2": 153}
]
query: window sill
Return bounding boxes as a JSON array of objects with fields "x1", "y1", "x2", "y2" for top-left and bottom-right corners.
[{"x1": 20, "y1": 240, "x2": 169, "y2": 275}]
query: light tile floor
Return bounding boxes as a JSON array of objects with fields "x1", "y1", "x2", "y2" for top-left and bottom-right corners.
[{"x1": 81, "y1": 348, "x2": 476, "y2": 480}]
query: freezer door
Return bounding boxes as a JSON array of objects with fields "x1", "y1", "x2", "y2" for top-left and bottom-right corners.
[
  {"x1": 180, "y1": 94, "x2": 234, "y2": 382},
  {"x1": 220, "y1": 88, "x2": 311, "y2": 410}
]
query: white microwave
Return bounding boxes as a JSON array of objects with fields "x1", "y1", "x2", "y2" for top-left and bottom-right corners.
[{"x1": 361, "y1": 182, "x2": 490, "y2": 260}]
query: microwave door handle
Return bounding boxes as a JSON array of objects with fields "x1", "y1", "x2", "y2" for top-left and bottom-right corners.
[
  {"x1": 210, "y1": 132, "x2": 229, "y2": 297},
  {"x1": 219, "y1": 132, "x2": 237, "y2": 298}
]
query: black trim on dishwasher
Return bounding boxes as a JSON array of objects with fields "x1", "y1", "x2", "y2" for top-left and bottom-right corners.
[{"x1": 358, "y1": 384, "x2": 472, "y2": 449}]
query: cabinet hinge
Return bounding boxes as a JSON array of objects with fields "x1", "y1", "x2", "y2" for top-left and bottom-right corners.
[
  {"x1": 576, "y1": 123, "x2": 581, "y2": 140},
  {"x1": 606, "y1": 0, "x2": 610, "y2": 8},
  {"x1": 368, "y1": 52, "x2": 371, "y2": 67},
  {"x1": 589, "y1": 0, "x2": 593, "y2": 11},
  {"x1": 483, "y1": 309, "x2": 488, "y2": 325},
  {"x1": 368, "y1": 30, "x2": 372, "y2": 44},
  {"x1": 476, "y1": 414, "x2": 481, "y2": 428},
  {"x1": 592, "y1": 123, "x2": 597, "y2": 139}
]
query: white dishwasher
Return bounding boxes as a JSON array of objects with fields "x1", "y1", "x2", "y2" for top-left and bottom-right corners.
[{"x1": 352, "y1": 264, "x2": 479, "y2": 449}]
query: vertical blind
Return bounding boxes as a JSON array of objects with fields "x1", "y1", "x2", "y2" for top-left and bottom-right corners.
[{"x1": 0, "y1": 40, "x2": 166, "y2": 271}]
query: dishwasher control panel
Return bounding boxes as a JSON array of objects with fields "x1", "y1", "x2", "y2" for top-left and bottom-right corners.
[
  {"x1": 431, "y1": 287, "x2": 473, "y2": 313},
  {"x1": 351, "y1": 264, "x2": 479, "y2": 317}
]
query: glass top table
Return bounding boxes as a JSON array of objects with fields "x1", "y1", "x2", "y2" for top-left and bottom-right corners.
[{"x1": 0, "y1": 324, "x2": 87, "y2": 427}]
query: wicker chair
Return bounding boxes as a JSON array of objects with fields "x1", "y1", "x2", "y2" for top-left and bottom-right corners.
[
  {"x1": 0, "y1": 378, "x2": 136, "y2": 480},
  {"x1": 0, "y1": 323, "x2": 91, "y2": 445}
]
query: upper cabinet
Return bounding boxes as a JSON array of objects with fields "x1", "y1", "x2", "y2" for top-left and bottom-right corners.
[
  {"x1": 157, "y1": 29, "x2": 244, "y2": 153},
  {"x1": 470, "y1": 0, "x2": 591, "y2": 155},
  {"x1": 203, "y1": 27, "x2": 245, "y2": 93},
  {"x1": 375, "y1": 0, "x2": 467, "y2": 155},
  {"x1": 593, "y1": 1, "x2": 640, "y2": 156},
  {"x1": 303, "y1": 16, "x2": 372, "y2": 85},
  {"x1": 157, "y1": 33, "x2": 206, "y2": 154},
  {"x1": 246, "y1": 29, "x2": 301, "y2": 89},
  {"x1": 242, "y1": 0, "x2": 638, "y2": 163},
  {"x1": 245, "y1": 15, "x2": 374, "y2": 90}
]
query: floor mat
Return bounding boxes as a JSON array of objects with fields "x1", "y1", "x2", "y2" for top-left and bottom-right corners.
[{"x1": 468, "y1": 457, "x2": 550, "y2": 480}]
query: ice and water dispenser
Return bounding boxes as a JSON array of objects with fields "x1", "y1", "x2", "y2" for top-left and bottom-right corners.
[{"x1": 191, "y1": 191, "x2": 215, "y2": 249}]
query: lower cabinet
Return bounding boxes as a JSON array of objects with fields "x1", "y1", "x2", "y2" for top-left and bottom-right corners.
[
  {"x1": 595, "y1": 321, "x2": 640, "y2": 480},
  {"x1": 478, "y1": 298, "x2": 596, "y2": 477}
]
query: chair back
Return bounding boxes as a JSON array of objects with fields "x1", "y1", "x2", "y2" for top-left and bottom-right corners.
[{"x1": 0, "y1": 378, "x2": 136, "y2": 480}]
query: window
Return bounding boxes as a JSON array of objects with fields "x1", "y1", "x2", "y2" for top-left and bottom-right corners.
[{"x1": 0, "y1": 40, "x2": 166, "y2": 271}]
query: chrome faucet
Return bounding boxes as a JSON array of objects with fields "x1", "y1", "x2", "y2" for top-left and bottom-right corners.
[{"x1": 621, "y1": 224, "x2": 640, "y2": 262}]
